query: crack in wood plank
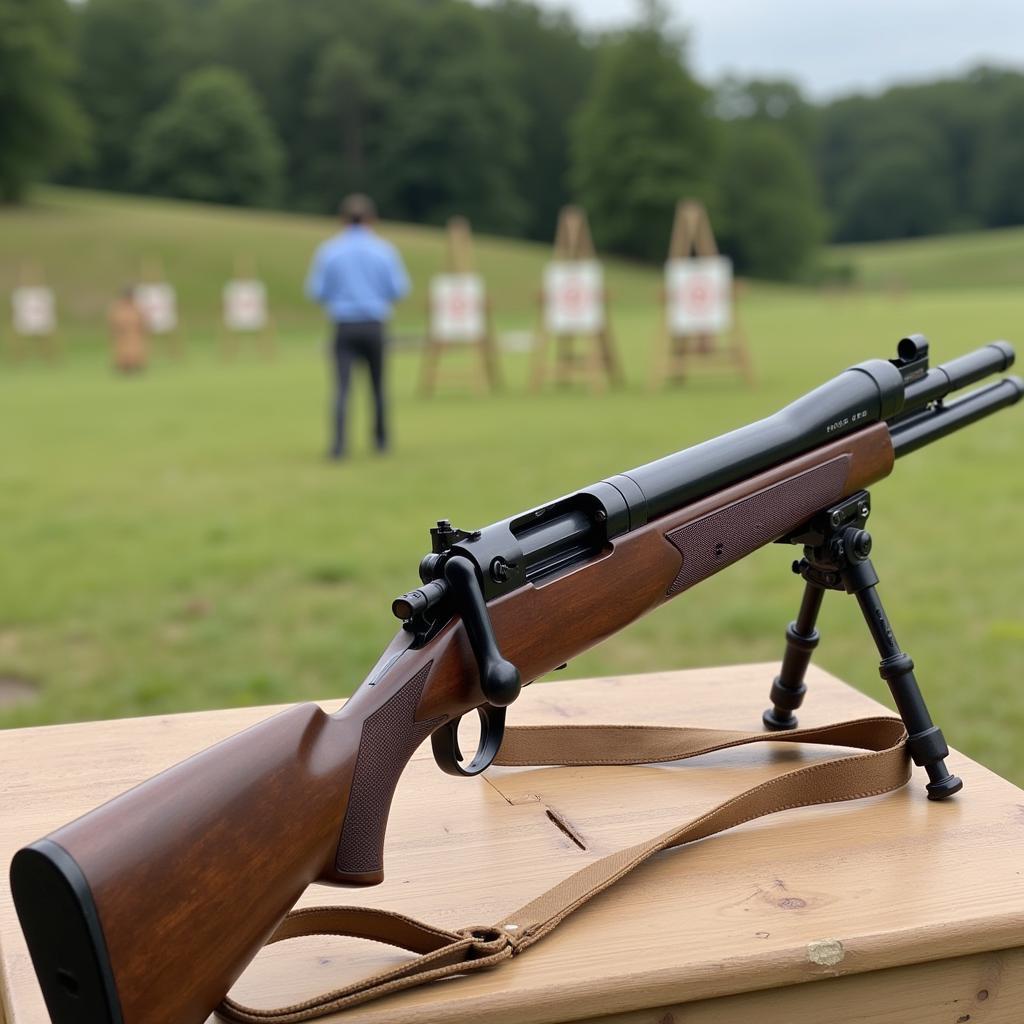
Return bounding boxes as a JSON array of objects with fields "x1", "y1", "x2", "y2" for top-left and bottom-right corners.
[
  {"x1": 480, "y1": 777, "x2": 587, "y2": 850},
  {"x1": 545, "y1": 804, "x2": 588, "y2": 851}
]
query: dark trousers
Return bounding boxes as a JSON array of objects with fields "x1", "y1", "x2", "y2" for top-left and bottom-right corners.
[{"x1": 330, "y1": 321, "x2": 388, "y2": 455}]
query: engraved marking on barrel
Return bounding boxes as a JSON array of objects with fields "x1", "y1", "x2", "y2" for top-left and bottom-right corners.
[{"x1": 807, "y1": 938, "x2": 844, "y2": 967}]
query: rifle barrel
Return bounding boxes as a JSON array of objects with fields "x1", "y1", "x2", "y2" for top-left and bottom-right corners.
[
  {"x1": 900, "y1": 341, "x2": 1015, "y2": 416},
  {"x1": 891, "y1": 376, "x2": 1024, "y2": 457},
  {"x1": 618, "y1": 343, "x2": 1016, "y2": 524},
  {"x1": 450, "y1": 342, "x2": 1020, "y2": 600},
  {"x1": 612, "y1": 359, "x2": 904, "y2": 523}
]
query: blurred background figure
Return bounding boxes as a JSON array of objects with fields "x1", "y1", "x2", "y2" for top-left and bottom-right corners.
[
  {"x1": 107, "y1": 286, "x2": 148, "y2": 374},
  {"x1": 306, "y1": 194, "x2": 410, "y2": 459}
]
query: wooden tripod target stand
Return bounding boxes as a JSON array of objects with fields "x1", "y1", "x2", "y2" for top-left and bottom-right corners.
[
  {"x1": 221, "y1": 255, "x2": 275, "y2": 359},
  {"x1": 531, "y1": 206, "x2": 622, "y2": 392},
  {"x1": 8, "y1": 263, "x2": 60, "y2": 362},
  {"x1": 135, "y1": 258, "x2": 184, "y2": 359},
  {"x1": 652, "y1": 200, "x2": 753, "y2": 387},
  {"x1": 419, "y1": 217, "x2": 501, "y2": 396}
]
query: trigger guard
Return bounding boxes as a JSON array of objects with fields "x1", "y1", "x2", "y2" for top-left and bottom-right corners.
[{"x1": 431, "y1": 706, "x2": 506, "y2": 778}]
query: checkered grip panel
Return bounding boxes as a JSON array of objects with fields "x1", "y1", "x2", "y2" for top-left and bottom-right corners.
[
  {"x1": 335, "y1": 663, "x2": 444, "y2": 875},
  {"x1": 665, "y1": 456, "x2": 850, "y2": 597}
]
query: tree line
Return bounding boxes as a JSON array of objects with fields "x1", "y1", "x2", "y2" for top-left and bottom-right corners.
[{"x1": 5, "y1": 0, "x2": 1024, "y2": 280}]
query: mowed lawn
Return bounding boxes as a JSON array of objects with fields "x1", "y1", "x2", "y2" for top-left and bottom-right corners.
[{"x1": 1, "y1": 190, "x2": 1022, "y2": 787}]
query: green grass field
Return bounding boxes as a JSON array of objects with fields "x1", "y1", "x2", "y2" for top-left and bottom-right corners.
[{"x1": 1, "y1": 189, "x2": 1022, "y2": 786}]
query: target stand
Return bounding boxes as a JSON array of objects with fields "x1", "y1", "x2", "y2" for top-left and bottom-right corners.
[
  {"x1": 8, "y1": 263, "x2": 60, "y2": 363},
  {"x1": 419, "y1": 217, "x2": 501, "y2": 396},
  {"x1": 652, "y1": 200, "x2": 753, "y2": 388},
  {"x1": 221, "y1": 256, "x2": 275, "y2": 359},
  {"x1": 531, "y1": 206, "x2": 622, "y2": 393},
  {"x1": 135, "y1": 258, "x2": 184, "y2": 359}
]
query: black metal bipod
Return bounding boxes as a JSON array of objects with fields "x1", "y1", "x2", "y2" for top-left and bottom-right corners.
[{"x1": 763, "y1": 490, "x2": 963, "y2": 800}]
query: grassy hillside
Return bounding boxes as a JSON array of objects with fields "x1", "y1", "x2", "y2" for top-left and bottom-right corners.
[
  {"x1": 835, "y1": 224, "x2": 1024, "y2": 291},
  {"x1": 3, "y1": 189, "x2": 1024, "y2": 348},
  {"x1": 1, "y1": 189, "x2": 1022, "y2": 787},
  {"x1": 0, "y1": 187, "x2": 660, "y2": 345}
]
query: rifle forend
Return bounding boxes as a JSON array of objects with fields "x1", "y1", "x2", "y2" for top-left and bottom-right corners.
[{"x1": 10, "y1": 339, "x2": 1022, "y2": 1024}]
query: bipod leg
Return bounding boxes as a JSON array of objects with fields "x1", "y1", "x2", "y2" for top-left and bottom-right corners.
[
  {"x1": 763, "y1": 576, "x2": 826, "y2": 731},
  {"x1": 844, "y1": 562, "x2": 963, "y2": 800}
]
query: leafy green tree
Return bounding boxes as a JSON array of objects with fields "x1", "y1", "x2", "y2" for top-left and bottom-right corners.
[
  {"x1": 714, "y1": 77, "x2": 817, "y2": 153},
  {"x1": 300, "y1": 39, "x2": 395, "y2": 211},
  {"x1": 133, "y1": 67, "x2": 284, "y2": 206},
  {"x1": 207, "y1": 0, "x2": 529, "y2": 229},
  {"x1": 970, "y1": 78, "x2": 1024, "y2": 227},
  {"x1": 207, "y1": 0, "x2": 380, "y2": 211},
  {"x1": 895, "y1": 79, "x2": 985, "y2": 224},
  {"x1": 0, "y1": 0, "x2": 89, "y2": 201},
  {"x1": 715, "y1": 122, "x2": 824, "y2": 279},
  {"x1": 835, "y1": 146, "x2": 955, "y2": 241},
  {"x1": 820, "y1": 98, "x2": 959, "y2": 242},
  {"x1": 73, "y1": 0, "x2": 193, "y2": 192},
  {"x1": 826, "y1": 106, "x2": 956, "y2": 242},
  {"x1": 369, "y1": 2, "x2": 528, "y2": 233},
  {"x1": 205, "y1": 0, "x2": 309, "y2": 134},
  {"x1": 571, "y1": 7, "x2": 714, "y2": 260},
  {"x1": 815, "y1": 71, "x2": 1024, "y2": 240},
  {"x1": 490, "y1": 0, "x2": 596, "y2": 239},
  {"x1": 63, "y1": 0, "x2": 1024, "y2": 250}
]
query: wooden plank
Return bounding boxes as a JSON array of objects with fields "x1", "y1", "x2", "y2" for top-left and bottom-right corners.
[
  {"x1": 1, "y1": 664, "x2": 1023, "y2": 1024},
  {"x1": 588, "y1": 947, "x2": 1024, "y2": 1024}
]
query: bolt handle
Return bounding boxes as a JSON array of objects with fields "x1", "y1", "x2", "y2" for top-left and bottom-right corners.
[{"x1": 444, "y1": 556, "x2": 522, "y2": 707}]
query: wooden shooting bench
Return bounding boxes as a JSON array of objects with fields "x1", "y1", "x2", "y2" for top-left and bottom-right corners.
[{"x1": 1, "y1": 663, "x2": 1022, "y2": 1024}]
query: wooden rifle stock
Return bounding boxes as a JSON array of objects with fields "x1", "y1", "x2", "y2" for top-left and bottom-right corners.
[{"x1": 11, "y1": 423, "x2": 894, "y2": 1024}]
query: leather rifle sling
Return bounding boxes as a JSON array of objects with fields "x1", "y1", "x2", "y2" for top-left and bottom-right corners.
[{"x1": 217, "y1": 716, "x2": 910, "y2": 1023}]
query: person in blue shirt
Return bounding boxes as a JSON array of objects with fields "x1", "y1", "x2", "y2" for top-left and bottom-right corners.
[{"x1": 306, "y1": 194, "x2": 410, "y2": 458}]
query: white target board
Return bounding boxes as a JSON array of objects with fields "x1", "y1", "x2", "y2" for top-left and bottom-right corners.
[
  {"x1": 223, "y1": 279, "x2": 268, "y2": 332},
  {"x1": 12, "y1": 287, "x2": 56, "y2": 336},
  {"x1": 430, "y1": 274, "x2": 485, "y2": 343},
  {"x1": 666, "y1": 257, "x2": 732, "y2": 335},
  {"x1": 134, "y1": 283, "x2": 178, "y2": 334},
  {"x1": 544, "y1": 260, "x2": 604, "y2": 334}
]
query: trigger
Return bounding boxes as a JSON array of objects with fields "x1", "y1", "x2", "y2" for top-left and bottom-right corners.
[
  {"x1": 431, "y1": 707, "x2": 506, "y2": 778},
  {"x1": 450, "y1": 720, "x2": 465, "y2": 762},
  {"x1": 431, "y1": 718, "x2": 464, "y2": 775}
]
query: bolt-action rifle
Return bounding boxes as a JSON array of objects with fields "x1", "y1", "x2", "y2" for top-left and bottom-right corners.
[{"x1": 10, "y1": 336, "x2": 1023, "y2": 1024}]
